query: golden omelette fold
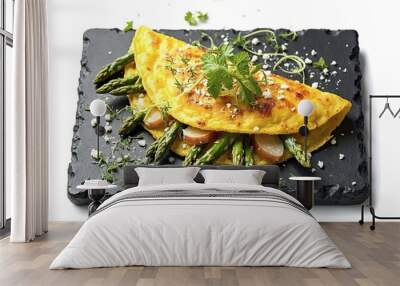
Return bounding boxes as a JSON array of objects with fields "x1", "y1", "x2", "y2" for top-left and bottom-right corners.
[
  {"x1": 125, "y1": 26, "x2": 352, "y2": 165},
  {"x1": 133, "y1": 26, "x2": 351, "y2": 135}
]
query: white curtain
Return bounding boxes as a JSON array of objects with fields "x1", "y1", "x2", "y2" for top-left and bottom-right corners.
[{"x1": 9, "y1": 0, "x2": 48, "y2": 242}]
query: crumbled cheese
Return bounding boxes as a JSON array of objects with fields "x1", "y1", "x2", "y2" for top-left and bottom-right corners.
[
  {"x1": 226, "y1": 103, "x2": 232, "y2": 108},
  {"x1": 104, "y1": 135, "x2": 112, "y2": 143},
  {"x1": 281, "y1": 44, "x2": 287, "y2": 51},
  {"x1": 331, "y1": 138, "x2": 336, "y2": 145},
  {"x1": 168, "y1": 157, "x2": 175, "y2": 164},
  {"x1": 107, "y1": 51, "x2": 112, "y2": 55},
  {"x1": 317, "y1": 161, "x2": 324, "y2": 169},
  {"x1": 90, "y1": 149, "x2": 102, "y2": 160},
  {"x1": 104, "y1": 125, "x2": 112, "y2": 133},
  {"x1": 138, "y1": 93, "x2": 145, "y2": 98},
  {"x1": 90, "y1": 118, "x2": 97, "y2": 127},
  {"x1": 220, "y1": 34, "x2": 225, "y2": 39},
  {"x1": 340, "y1": 133, "x2": 345, "y2": 136},
  {"x1": 116, "y1": 157, "x2": 123, "y2": 163},
  {"x1": 137, "y1": 139, "x2": 146, "y2": 147},
  {"x1": 320, "y1": 75, "x2": 325, "y2": 80},
  {"x1": 123, "y1": 154, "x2": 130, "y2": 160},
  {"x1": 264, "y1": 70, "x2": 272, "y2": 76},
  {"x1": 253, "y1": 126, "x2": 260, "y2": 132},
  {"x1": 311, "y1": 168, "x2": 316, "y2": 173},
  {"x1": 257, "y1": 49, "x2": 263, "y2": 55},
  {"x1": 262, "y1": 64, "x2": 268, "y2": 69},
  {"x1": 311, "y1": 49, "x2": 317, "y2": 56},
  {"x1": 339, "y1": 153, "x2": 345, "y2": 160},
  {"x1": 277, "y1": 94, "x2": 285, "y2": 100},
  {"x1": 311, "y1": 82, "x2": 319, "y2": 88},
  {"x1": 322, "y1": 68, "x2": 329, "y2": 75},
  {"x1": 251, "y1": 38, "x2": 260, "y2": 45},
  {"x1": 280, "y1": 83, "x2": 289, "y2": 90},
  {"x1": 345, "y1": 43, "x2": 349, "y2": 47},
  {"x1": 262, "y1": 90, "x2": 272, "y2": 98},
  {"x1": 331, "y1": 71, "x2": 337, "y2": 76},
  {"x1": 352, "y1": 181, "x2": 357, "y2": 186},
  {"x1": 343, "y1": 68, "x2": 347, "y2": 73},
  {"x1": 104, "y1": 114, "x2": 112, "y2": 122},
  {"x1": 330, "y1": 60, "x2": 337, "y2": 66},
  {"x1": 262, "y1": 54, "x2": 270, "y2": 60},
  {"x1": 305, "y1": 58, "x2": 312, "y2": 64},
  {"x1": 182, "y1": 143, "x2": 188, "y2": 149},
  {"x1": 290, "y1": 107, "x2": 296, "y2": 112},
  {"x1": 251, "y1": 55, "x2": 258, "y2": 62}
]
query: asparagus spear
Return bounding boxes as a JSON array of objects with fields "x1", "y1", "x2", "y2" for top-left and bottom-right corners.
[
  {"x1": 194, "y1": 133, "x2": 239, "y2": 165},
  {"x1": 232, "y1": 137, "x2": 244, "y2": 165},
  {"x1": 96, "y1": 76, "x2": 139, "y2": 94},
  {"x1": 183, "y1": 145, "x2": 204, "y2": 166},
  {"x1": 244, "y1": 136, "x2": 254, "y2": 166},
  {"x1": 109, "y1": 83, "x2": 145, "y2": 96},
  {"x1": 154, "y1": 121, "x2": 184, "y2": 162},
  {"x1": 118, "y1": 111, "x2": 146, "y2": 137},
  {"x1": 145, "y1": 140, "x2": 158, "y2": 162},
  {"x1": 93, "y1": 52, "x2": 135, "y2": 84},
  {"x1": 282, "y1": 136, "x2": 311, "y2": 168}
]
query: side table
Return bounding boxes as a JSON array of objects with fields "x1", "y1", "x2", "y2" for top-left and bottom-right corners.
[{"x1": 289, "y1": 176, "x2": 321, "y2": 210}]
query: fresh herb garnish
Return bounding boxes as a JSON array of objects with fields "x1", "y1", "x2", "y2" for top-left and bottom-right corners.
[
  {"x1": 123, "y1": 20, "x2": 133, "y2": 32},
  {"x1": 184, "y1": 11, "x2": 208, "y2": 26},
  {"x1": 184, "y1": 11, "x2": 197, "y2": 26},
  {"x1": 313, "y1": 57, "x2": 328, "y2": 70},
  {"x1": 232, "y1": 29, "x2": 306, "y2": 82},
  {"x1": 197, "y1": 11, "x2": 209, "y2": 23},
  {"x1": 279, "y1": 30, "x2": 298, "y2": 41},
  {"x1": 201, "y1": 43, "x2": 261, "y2": 105}
]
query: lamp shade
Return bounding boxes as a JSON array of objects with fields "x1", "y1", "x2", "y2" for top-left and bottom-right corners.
[
  {"x1": 298, "y1": 99, "x2": 314, "y2": 117},
  {"x1": 90, "y1": 99, "x2": 107, "y2": 117}
]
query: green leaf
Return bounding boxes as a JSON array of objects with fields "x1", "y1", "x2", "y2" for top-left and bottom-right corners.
[
  {"x1": 123, "y1": 20, "x2": 133, "y2": 32},
  {"x1": 201, "y1": 43, "x2": 261, "y2": 105},
  {"x1": 313, "y1": 57, "x2": 328, "y2": 70},
  {"x1": 279, "y1": 30, "x2": 298, "y2": 41},
  {"x1": 197, "y1": 11, "x2": 208, "y2": 22},
  {"x1": 184, "y1": 11, "x2": 197, "y2": 26},
  {"x1": 231, "y1": 51, "x2": 250, "y2": 75},
  {"x1": 232, "y1": 33, "x2": 247, "y2": 48}
]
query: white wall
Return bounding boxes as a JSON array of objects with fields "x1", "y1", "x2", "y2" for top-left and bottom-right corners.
[{"x1": 48, "y1": 0, "x2": 400, "y2": 221}]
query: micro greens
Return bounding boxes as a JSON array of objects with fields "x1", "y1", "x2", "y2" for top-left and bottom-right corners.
[
  {"x1": 197, "y1": 12, "x2": 209, "y2": 23},
  {"x1": 313, "y1": 57, "x2": 328, "y2": 70},
  {"x1": 233, "y1": 29, "x2": 306, "y2": 82},
  {"x1": 123, "y1": 20, "x2": 133, "y2": 32},
  {"x1": 184, "y1": 11, "x2": 209, "y2": 26},
  {"x1": 279, "y1": 30, "x2": 298, "y2": 41}
]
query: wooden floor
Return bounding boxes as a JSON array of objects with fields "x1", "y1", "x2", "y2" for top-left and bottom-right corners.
[{"x1": 0, "y1": 222, "x2": 399, "y2": 286}]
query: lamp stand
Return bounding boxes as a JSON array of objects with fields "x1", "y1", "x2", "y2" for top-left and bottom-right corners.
[
  {"x1": 299, "y1": 116, "x2": 309, "y2": 163},
  {"x1": 95, "y1": 116, "x2": 105, "y2": 160}
]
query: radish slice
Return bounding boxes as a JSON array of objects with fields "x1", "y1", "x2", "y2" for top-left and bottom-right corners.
[
  {"x1": 253, "y1": 134, "x2": 284, "y2": 162},
  {"x1": 183, "y1": 126, "x2": 216, "y2": 145},
  {"x1": 144, "y1": 108, "x2": 165, "y2": 129}
]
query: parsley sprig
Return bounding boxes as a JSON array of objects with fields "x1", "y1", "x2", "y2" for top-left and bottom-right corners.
[
  {"x1": 313, "y1": 57, "x2": 328, "y2": 70},
  {"x1": 184, "y1": 11, "x2": 208, "y2": 26},
  {"x1": 202, "y1": 44, "x2": 261, "y2": 105},
  {"x1": 123, "y1": 20, "x2": 133, "y2": 32}
]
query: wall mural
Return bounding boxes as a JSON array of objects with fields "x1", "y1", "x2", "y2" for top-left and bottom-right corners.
[{"x1": 68, "y1": 26, "x2": 367, "y2": 206}]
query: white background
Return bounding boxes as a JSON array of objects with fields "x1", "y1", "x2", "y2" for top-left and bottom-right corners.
[{"x1": 46, "y1": 0, "x2": 400, "y2": 221}]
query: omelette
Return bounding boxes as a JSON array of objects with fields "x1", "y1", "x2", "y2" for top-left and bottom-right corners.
[{"x1": 121, "y1": 26, "x2": 352, "y2": 165}]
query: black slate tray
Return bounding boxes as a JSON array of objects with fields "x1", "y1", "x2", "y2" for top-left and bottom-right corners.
[{"x1": 68, "y1": 28, "x2": 367, "y2": 206}]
